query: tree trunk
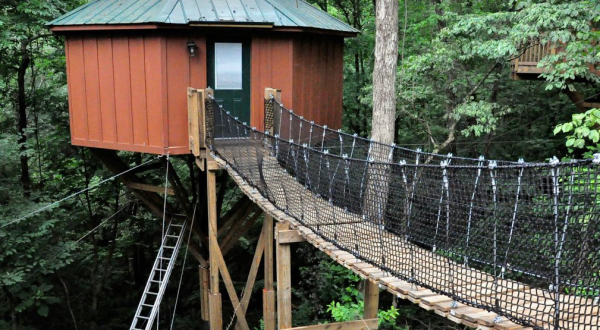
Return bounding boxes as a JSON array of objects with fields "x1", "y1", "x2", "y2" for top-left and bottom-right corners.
[
  {"x1": 3, "y1": 286, "x2": 18, "y2": 330},
  {"x1": 371, "y1": 0, "x2": 398, "y2": 144},
  {"x1": 363, "y1": 0, "x2": 398, "y2": 236},
  {"x1": 17, "y1": 40, "x2": 31, "y2": 195}
]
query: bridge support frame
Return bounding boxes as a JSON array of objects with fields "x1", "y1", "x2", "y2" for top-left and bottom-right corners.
[
  {"x1": 207, "y1": 169, "x2": 223, "y2": 330},
  {"x1": 263, "y1": 214, "x2": 276, "y2": 330},
  {"x1": 196, "y1": 87, "x2": 381, "y2": 330}
]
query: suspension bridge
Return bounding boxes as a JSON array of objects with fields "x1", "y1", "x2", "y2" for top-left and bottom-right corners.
[{"x1": 176, "y1": 88, "x2": 600, "y2": 330}]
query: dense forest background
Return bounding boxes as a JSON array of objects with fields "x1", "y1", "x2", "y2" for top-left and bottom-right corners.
[{"x1": 1, "y1": 0, "x2": 598, "y2": 329}]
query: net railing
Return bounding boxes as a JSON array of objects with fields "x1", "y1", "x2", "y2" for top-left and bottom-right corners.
[{"x1": 206, "y1": 96, "x2": 600, "y2": 330}]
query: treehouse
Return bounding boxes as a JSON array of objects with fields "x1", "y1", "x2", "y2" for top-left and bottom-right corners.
[
  {"x1": 510, "y1": 40, "x2": 600, "y2": 109},
  {"x1": 49, "y1": 0, "x2": 357, "y2": 155}
]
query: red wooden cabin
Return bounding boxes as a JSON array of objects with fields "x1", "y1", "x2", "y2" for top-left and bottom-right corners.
[{"x1": 49, "y1": 0, "x2": 358, "y2": 155}]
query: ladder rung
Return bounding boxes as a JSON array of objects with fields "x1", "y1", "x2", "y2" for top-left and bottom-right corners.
[
  {"x1": 166, "y1": 234, "x2": 180, "y2": 238},
  {"x1": 146, "y1": 292, "x2": 158, "y2": 295},
  {"x1": 163, "y1": 246, "x2": 176, "y2": 249},
  {"x1": 159, "y1": 257, "x2": 170, "y2": 260},
  {"x1": 136, "y1": 316, "x2": 150, "y2": 320},
  {"x1": 170, "y1": 224, "x2": 183, "y2": 227},
  {"x1": 150, "y1": 279, "x2": 162, "y2": 283},
  {"x1": 142, "y1": 303, "x2": 153, "y2": 307}
]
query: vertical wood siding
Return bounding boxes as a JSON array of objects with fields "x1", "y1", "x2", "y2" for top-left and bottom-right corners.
[
  {"x1": 64, "y1": 30, "x2": 342, "y2": 154},
  {"x1": 292, "y1": 35, "x2": 344, "y2": 129},
  {"x1": 65, "y1": 32, "x2": 206, "y2": 154},
  {"x1": 250, "y1": 36, "x2": 294, "y2": 130}
]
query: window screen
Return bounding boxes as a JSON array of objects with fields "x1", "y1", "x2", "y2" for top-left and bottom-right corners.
[{"x1": 215, "y1": 43, "x2": 242, "y2": 90}]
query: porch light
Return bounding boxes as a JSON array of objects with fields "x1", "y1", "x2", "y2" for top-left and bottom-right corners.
[{"x1": 187, "y1": 41, "x2": 197, "y2": 57}]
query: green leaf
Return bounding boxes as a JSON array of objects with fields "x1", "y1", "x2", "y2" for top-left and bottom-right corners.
[
  {"x1": 37, "y1": 304, "x2": 49, "y2": 317},
  {"x1": 591, "y1": 130, "x2": 600, "y2": 143},
  {"x1": 553, "y1": 126, "x2": 562, "y2": 135},
  {"x1": 563, "y1": 123, "x2": 574, "y2": 133}
]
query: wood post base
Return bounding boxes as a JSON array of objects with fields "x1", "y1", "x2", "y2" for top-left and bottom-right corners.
[
  {"x1": 209, "y1": 293, "x2": 222, "y2": 330},
  {"x1": 263, "y1": 289, "x2": 276, "y2": 330}
]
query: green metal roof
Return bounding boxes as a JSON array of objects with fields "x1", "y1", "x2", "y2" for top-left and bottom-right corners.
[{"x1": 48, "y1": 0, "x2": 359, "y2": 34}]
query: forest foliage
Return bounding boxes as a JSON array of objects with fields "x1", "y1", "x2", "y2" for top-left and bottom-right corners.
[{"x1": 1, "y1": 0, "x2": 599, "y2": 329}]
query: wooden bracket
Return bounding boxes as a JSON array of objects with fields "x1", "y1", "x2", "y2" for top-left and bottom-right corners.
[
  {"x1": 207, "y1": 160, "x2": 220, "y2": 171},
  {"x1": 276, "y1": 229, "x2": 306, "y2": 244},
  {"x1": 288, "y1": 319, "x2": 378, "y2": 330},
  {"x1": 123, "y1": 181, "x2": 174, "y2": 195}
]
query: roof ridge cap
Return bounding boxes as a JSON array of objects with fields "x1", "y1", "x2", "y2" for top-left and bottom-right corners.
[
  {"x1": 262, "y1": 0, "x2": 305, "y2": 27},
  {"x1": 153, "y1": 0, "x2": 182, "y2": 22},
  {"x1": 294, "y1": 0, "x2": 359, "y2": 32}
]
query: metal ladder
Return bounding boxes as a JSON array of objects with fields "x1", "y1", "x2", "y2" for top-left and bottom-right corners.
[{"x1": 130, "y1": 221, "x2": 187, "y2": 330}]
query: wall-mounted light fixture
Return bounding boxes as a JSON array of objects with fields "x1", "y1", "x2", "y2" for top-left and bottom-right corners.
[{"x1": 187, "y1": 41, "x2": 197, "y2": 57}]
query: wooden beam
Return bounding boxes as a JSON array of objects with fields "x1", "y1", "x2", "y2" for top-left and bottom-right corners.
[
  {"x1": 200, "y1": 266, "x2": 210, "y2": 321},
  {"x1": 166, "y1": 160, "x2": 193, "y2": 214},
  {"x1": 123, "y1": 181, "x2": 174, "y2": 195},
  {"x1": 221, "y1": 210, "x2": 261, "y2": 255},
  {"x1": 234, "y1": 228, "x2": 266, "y2": 330},
  {"x1": 277, "y1": 229, "x2": 306, "y2": 244},
  {"x1": 263, "y1": 214, "x2": 275, "y2": 330},
  {"x1": 288, "y1": 319, "x2": 378, "y2": 330},
  {"x1": 207, "y1": 169, "x2": 222, "y2": 330},
  {"x1": 363, "y1": 280, "x2": 379, "y2": 319},
  {"x1": 276, "y1": 222, "x2": 293, "y2": 329},
  {"x1": 196, "y1": 157, "x2": 206, "y2": 171},
  {"x1": 207, "y1": 160, "x2": 220, "y2": 171},
  {"x1": 212, "y1": 233, "x2": 251, "y2": 330},
  {"x1": 186, "y1": 239, "x2": 208, "y2": 268},
  {"x1": 218, "y1": 197, "x2": 253, "y2": 235}
]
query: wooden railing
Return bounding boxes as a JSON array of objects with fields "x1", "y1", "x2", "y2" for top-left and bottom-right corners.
[
  {"x1": 510, "y1": 40, "x2": 556, "y2": 78},
  {"x1": 517, "y1": 41, "x2": 555, "y2": 64}
]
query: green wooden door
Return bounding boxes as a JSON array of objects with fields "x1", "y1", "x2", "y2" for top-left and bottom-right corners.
[{"x1": 207, "y1": 40, "x2": 251, "y2": 124}]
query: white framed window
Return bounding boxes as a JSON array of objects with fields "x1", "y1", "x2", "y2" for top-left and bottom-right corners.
[{"x1": 214, "y1": 43, "x2": 243, "y2": 90}]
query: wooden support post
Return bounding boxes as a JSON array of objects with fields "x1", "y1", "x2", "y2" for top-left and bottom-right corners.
[
  {"x1": 207, "y1": 169, "x2": 222, "y2": 330},
  {"x1": 276, "y1": 222, "x2": 292, "y2": 329},
  {"x1": 188, "y1": 88, "x2": 207, "y2": 156},
  {"x1": 200, "y1": 266, "x2": 210, "y2": 321},
  {"x1": 263, "y1": 215, "x2": 275, "y2": 330},
  {"x1": 264, "y1": 88, "x2": 282, "y2": 135},
  {"x1": 363, "y1": 280, "x2": 380, "y2": 320}
]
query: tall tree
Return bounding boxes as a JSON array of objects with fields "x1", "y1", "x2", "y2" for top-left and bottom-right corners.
[{"x1": 371, "y1": 0, "x2": 398, "y2": 144}]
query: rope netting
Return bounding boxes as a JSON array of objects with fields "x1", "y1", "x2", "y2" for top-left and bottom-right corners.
[{"x1": 206, "y1": 96, "x2": 600, "y2": 330}]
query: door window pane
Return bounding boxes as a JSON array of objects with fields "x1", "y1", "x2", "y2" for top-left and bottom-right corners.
[{"x1": 215, "y1": 43, "x2": 242, "y2": 90}]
